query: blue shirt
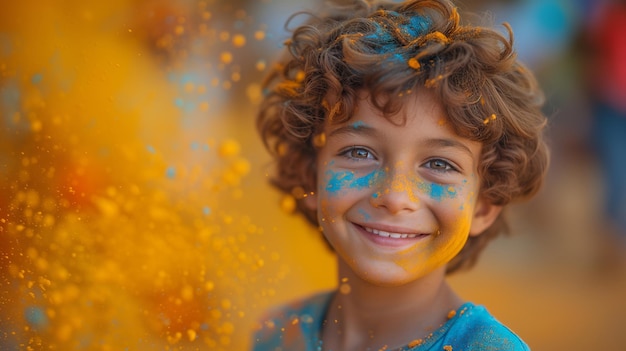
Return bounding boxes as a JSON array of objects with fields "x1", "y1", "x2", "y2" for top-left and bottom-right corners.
[{"x1": 251, "y1": 291, "x2": 530, "y2": 351}]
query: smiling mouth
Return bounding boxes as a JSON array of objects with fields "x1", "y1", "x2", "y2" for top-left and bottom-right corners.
[{"x1": 362, "y1": 226, "x2": 423, "y2": 239}]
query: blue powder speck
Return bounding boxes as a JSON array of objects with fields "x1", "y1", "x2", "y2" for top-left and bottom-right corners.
[
  {"x1": 166, "y1": 166, "x2": 176, "y2": 179},
  {"x1": 31, "y1": 73, "x2": 43, "y2": 84},
  {"x1": 24, "y1": 306, "x2": 48, "y2": 329},
  {"x1": 352, "y1": 121, "x2": 366, "y2": 129}
]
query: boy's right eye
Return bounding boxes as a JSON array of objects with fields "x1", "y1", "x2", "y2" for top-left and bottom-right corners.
[{"x1": 340, "y1": 146, "x2": 375, "y2": 160}]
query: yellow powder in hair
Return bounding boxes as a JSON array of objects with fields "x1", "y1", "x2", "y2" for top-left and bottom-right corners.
[
  {"x1": 443, "y1": 345, "x2": 453, "y2": 351},
  {"x1": 312, "y1": 132, "x2": 326, "y2": 148},
  {"x1": 408, "y1": 57, "x2": 420, "y2": 69},
  {"x1": 450, "y1": 7, "x2": 460, "y2": 25},
  {"x1": 295, "y1": 70, "x2": 305, "y2": 82},
  {"x1": 327, "y1": 102, "x2": 342, "y2": 121},
  {"x1": 447, "y1": 309, "x2": 457, "y2": 319},
  {"x1": 427, "y1": 31, "x2": 450, "y2": 44},
  {"x1": 483, "y1": 113, "x2": 496, "y2": 125},
  {"x1": 277, "y1": 143, "x2": 288, "y2": 156}
]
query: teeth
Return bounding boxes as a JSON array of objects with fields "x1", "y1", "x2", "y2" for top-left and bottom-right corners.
[{"x1": 364, "y1": 226, "x2": 418, "y2": 239}]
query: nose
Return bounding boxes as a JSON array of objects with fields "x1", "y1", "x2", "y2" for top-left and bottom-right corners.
[{"x1": 369, "y1": 170, "x2": 420, "y2": 214}]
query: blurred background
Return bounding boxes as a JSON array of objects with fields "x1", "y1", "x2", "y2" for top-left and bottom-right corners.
[{"x1": 1, "y1": 0, "x2": 625, "y2": 350}]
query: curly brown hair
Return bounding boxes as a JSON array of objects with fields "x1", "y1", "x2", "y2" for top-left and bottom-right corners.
[{"x1": 257, "y1": 0, "x2": 549, "y2": 274}]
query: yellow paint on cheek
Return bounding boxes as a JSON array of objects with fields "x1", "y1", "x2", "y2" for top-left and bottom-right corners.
[{"x1": 392, "y1": 210, "x2": 473, "y2": 274}]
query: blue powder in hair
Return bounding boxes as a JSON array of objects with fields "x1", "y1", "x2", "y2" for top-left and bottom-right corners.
[
  {"x1": 402, "y1": 15, "x2": 431, "y2": 38},
  {"x1": 389, "y1": 53, "x2": 405, "y2": 64},
  {"x1": 361, "y1": 13, "x2": 431, "y2": 57},
  {"x1": 363, "y1": 22, "x2": 394, "y2": 47}
]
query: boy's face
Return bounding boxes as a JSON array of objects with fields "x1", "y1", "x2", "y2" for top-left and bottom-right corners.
[{"x1": 307, "y1": 89, "x2": 500, "y2": 286}]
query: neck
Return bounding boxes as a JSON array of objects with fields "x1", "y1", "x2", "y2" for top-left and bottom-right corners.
[{"x1": 322, "y1": 262, "x2": 463, "y2": 351}]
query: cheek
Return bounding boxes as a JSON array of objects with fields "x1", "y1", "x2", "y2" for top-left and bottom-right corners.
[
  {"x1": 392, "y1": 208, "x2": 474, "y2": 273},
  {"x1": 418, "y1": 175, "x2": 478, "y2": 209},
  {"x1": 319, "y1": 167, "x2": 384, "y2": 200}
]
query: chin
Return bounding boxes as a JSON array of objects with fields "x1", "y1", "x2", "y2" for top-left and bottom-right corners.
[
  {"x1": 350, "y1": 264, "x2": 430, "y2": 287},
  {"x1": 349, "y1": 255, "x2": 453, "y2": 287}
]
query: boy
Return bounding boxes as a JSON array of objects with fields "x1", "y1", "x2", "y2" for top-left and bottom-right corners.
[{"x1": 253, "y1": 0, "x2": 549, "y2": 349}]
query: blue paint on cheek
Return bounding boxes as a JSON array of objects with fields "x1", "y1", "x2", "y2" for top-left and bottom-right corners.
[
  {"x1": 325, "y1": 170, "x2": 355, "y2": 194},
  {"x1": 429, "y1": 183, "x2": 445, "y2": 200},
  {"x1": 352, "y1": 170, "x2": 380, "y2": 189},
  {"x1": 428, "y1": 183, "x2": 458, "y2": 201},
  {"x1": 325, "y1": 169, "x2": 385, "y2": 195}
]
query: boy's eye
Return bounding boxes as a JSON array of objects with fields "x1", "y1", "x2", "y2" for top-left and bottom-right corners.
[
  {"x1": 424, "y1": 159, "x2": 455, "y2": 171},
  {"x1": 342, "y1": 147, "x2": 375, "y2": 160}
]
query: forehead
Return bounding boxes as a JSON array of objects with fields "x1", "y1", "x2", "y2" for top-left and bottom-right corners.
[
  {"x1": 322, "y1": 88, "x2": 482, "y2": 160},
  {"x1": 329, "y1": 88, "x2": 448, "y2": 130}
]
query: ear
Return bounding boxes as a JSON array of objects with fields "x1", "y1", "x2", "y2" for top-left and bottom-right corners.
[
  {"x1": 468, "y1": 197, "x2": 502, "y2": 237},
  {"x1": 302, "y1": 191, "x2": 318, "y2": 211}
]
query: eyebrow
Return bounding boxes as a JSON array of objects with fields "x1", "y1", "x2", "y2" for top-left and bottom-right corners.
[
  {"x1": 422, "y1": 138, "x2": 474, "y2": 157},
  {"x1": 328, "y1": 123, "x2": 377, "y2": 138}
]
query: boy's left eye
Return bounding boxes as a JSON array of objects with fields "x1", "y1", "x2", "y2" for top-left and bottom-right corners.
[{"x1": 424, "y1": 159, "x2": 456, "y2": 171}]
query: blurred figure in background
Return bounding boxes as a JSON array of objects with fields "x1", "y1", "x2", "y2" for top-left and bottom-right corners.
[{"x1": 583, "y1": 0, "x2": 626, "y2": 244}]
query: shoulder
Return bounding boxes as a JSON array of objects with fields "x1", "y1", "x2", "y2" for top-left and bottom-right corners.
[
  {"x1": 250, "y1": 291, "x2": 333, "y2": 351},
  {"x1": 434, "y1": 303, "x2": 530, "y2": 351}
]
